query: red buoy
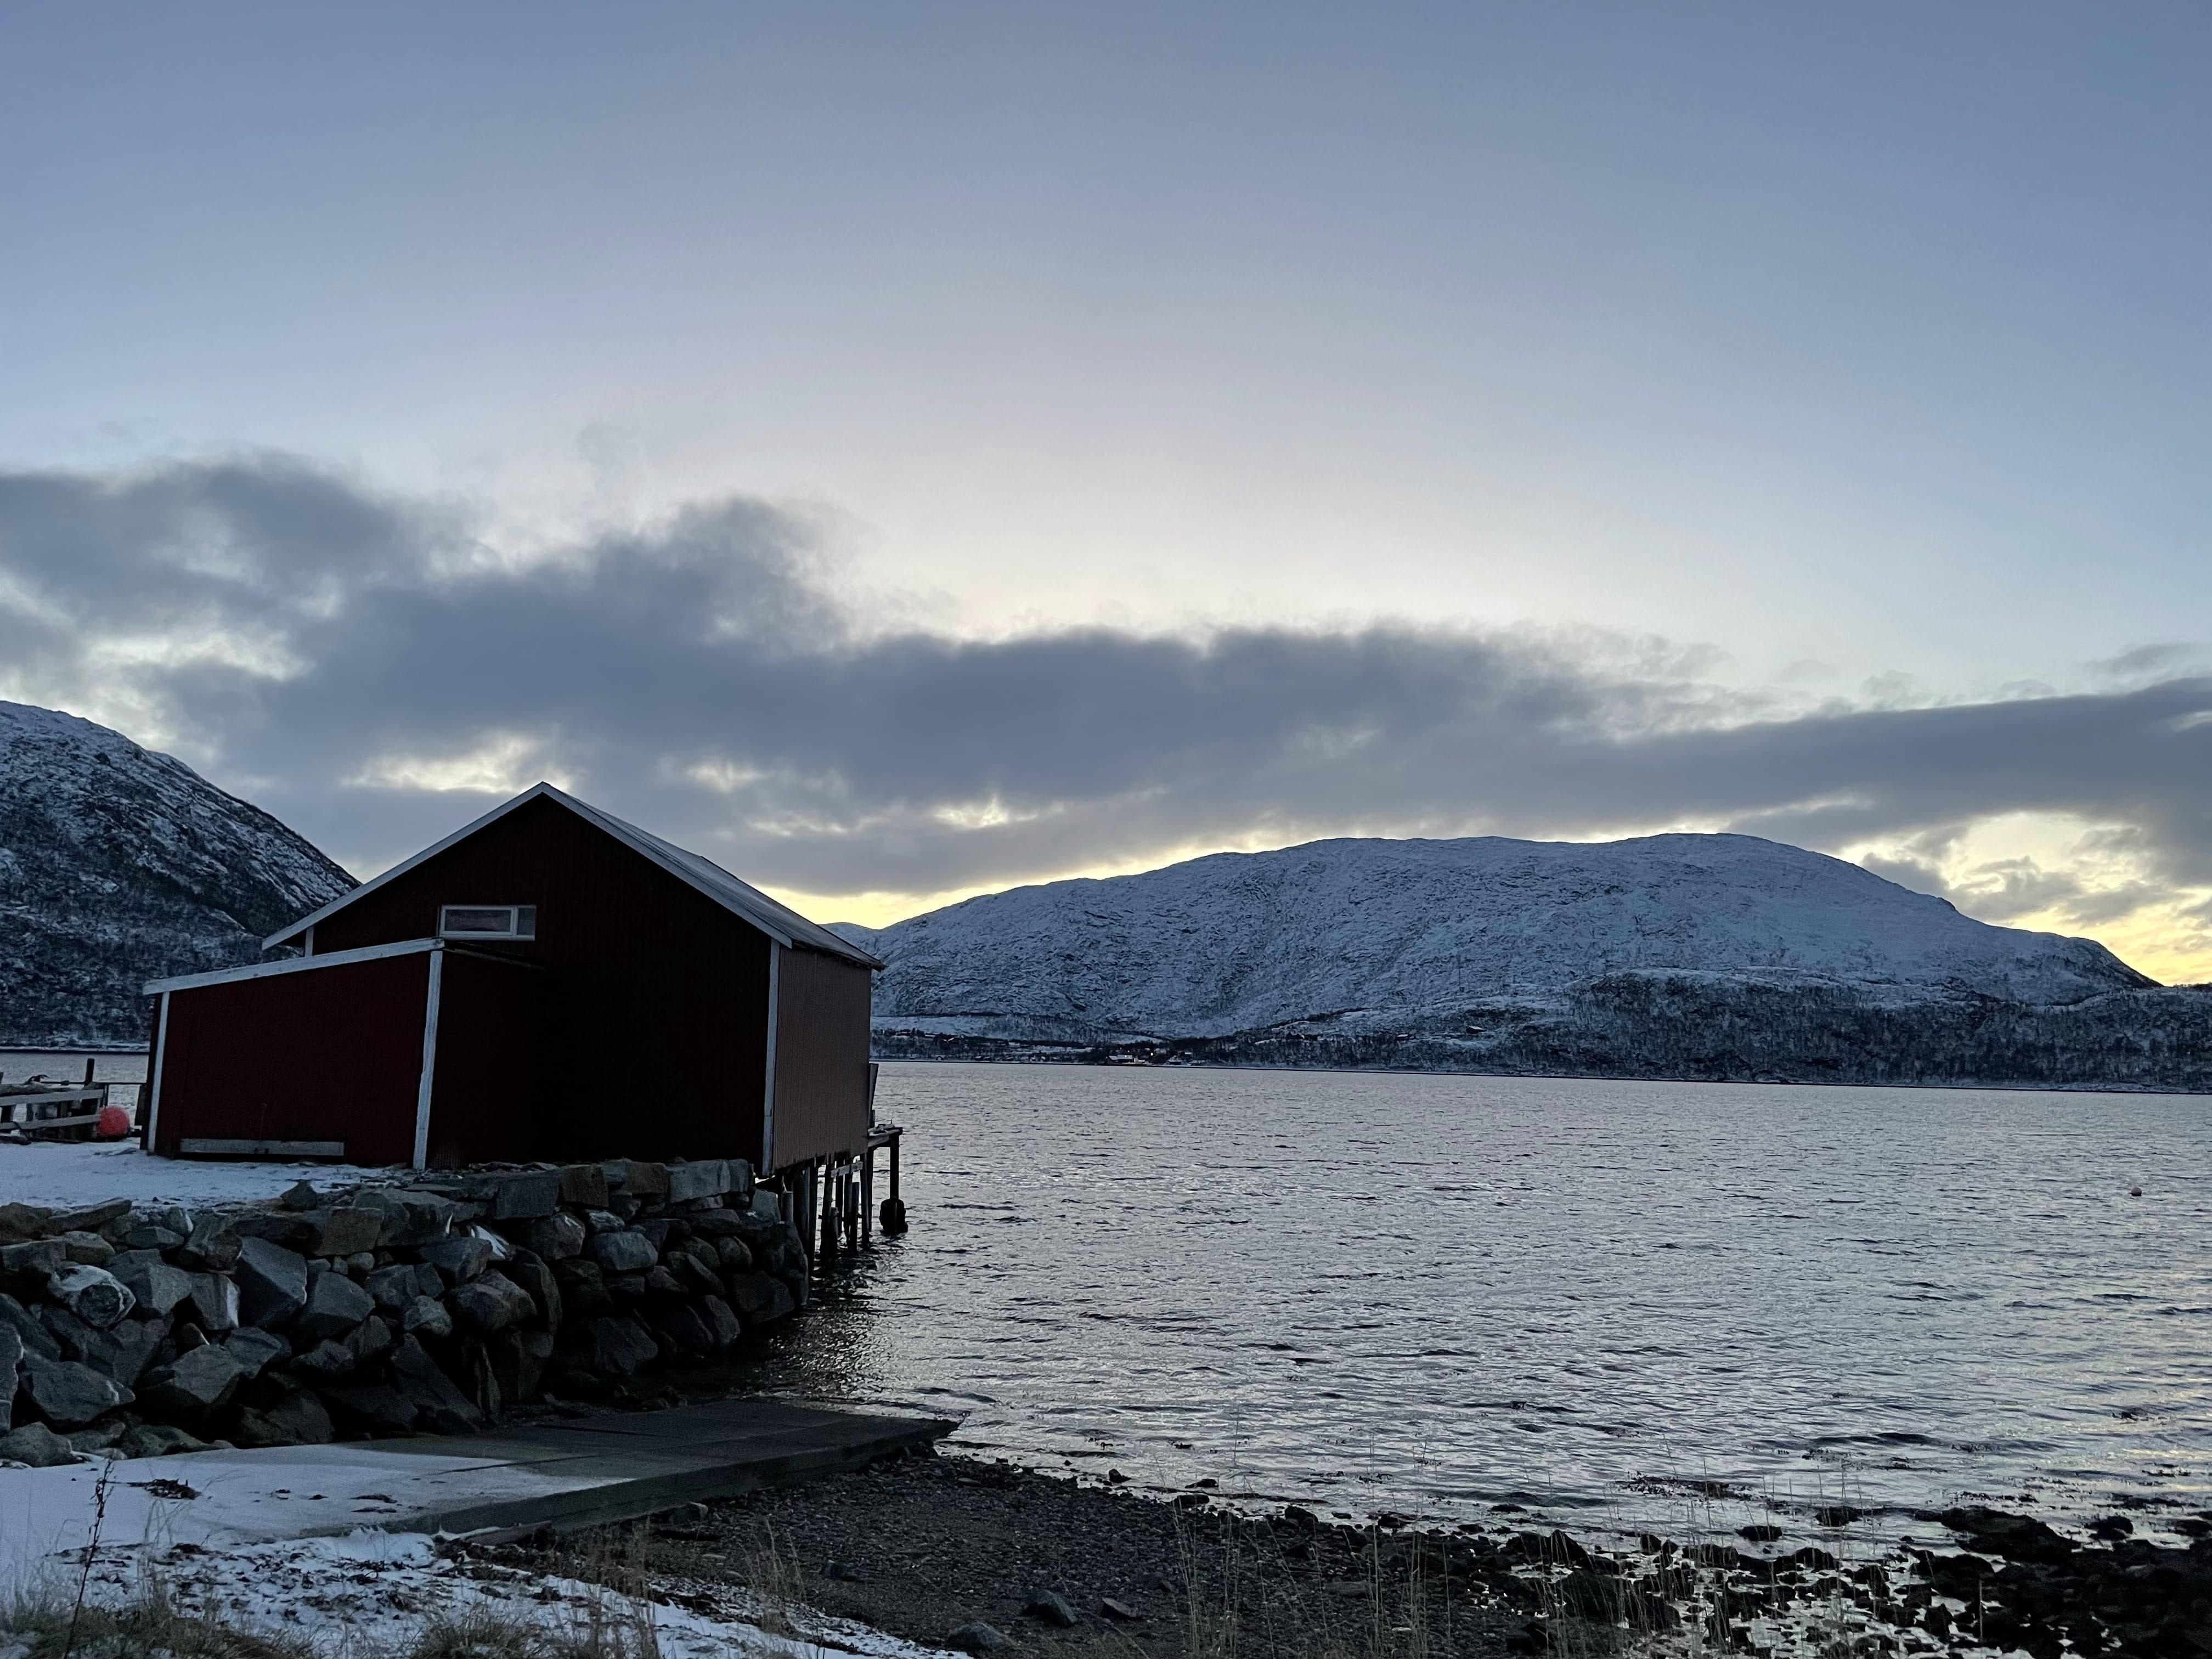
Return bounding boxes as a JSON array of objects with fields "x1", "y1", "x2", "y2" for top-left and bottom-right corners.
[{"x1": 94, "y1": 1105, "x2": 133, "y2": 1141}]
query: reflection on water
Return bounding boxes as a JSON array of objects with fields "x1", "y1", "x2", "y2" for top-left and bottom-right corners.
[{"x1": 751, "y1": 1063, "x2": 2211, "y2": 1544}]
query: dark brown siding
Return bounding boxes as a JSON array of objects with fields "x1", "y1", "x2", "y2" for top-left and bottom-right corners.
[
  {"x1": 153, "y1": 952, "x2": 431, "y2": 1166},
  {"x1": 425, "y1": 951, "x2": 550, "y2": 1169},
  {"x1": 311, "y1": 795, "x2": 774, "y2": 1165},
  {"x1": 770, "y1": 945, "x2": 873, "y2": 1169}
]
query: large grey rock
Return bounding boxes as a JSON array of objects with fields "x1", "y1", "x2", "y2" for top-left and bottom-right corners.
[
  {"x1": 665, "y1": 1160, "x2": 731, "y2": 1203},
  {"x1": 320, "y1": 1381, "x2": 419, "y2": 1434},
  {"x1": 351, "y1": 1188, "x2": 459, "y2": 1248},
  {"x1": 527, "y1": 1211, "x2": 587, "y2": 1261},
  {"x1": 0, "y1": 1325, "x2": 18, "y2": 1431},
  {"x1": 21, "y1": 1355, "x2": 132, "y2": 1427},
  {"x1": 558, "y1": 1164, "x2": 609, "y2": 1208},
  {"x1": 234, "y1": 1388, "x2": 334, "y2": 1447},
  {"x1": 365, "y1": 1262, "x2": 436, "y2": 1310},
  {"x1": 1, "y1": 1239, "x2": 65, "y2": 1280},
  {"x1": 223, "y1": 1327, "x2": 291, "y2": 1380},
  {"x1": 235, "y1": 1237, "x2": 309, "y2": 1328},
  {"x1": 57, "y1": 1231, "x2": 116, "y2": 1267},
  {"x1": 346, "y1": 1313, "x2": 396, "y2": 1364},
  {"x1": 140, "y1": 1344, "x2": 245, "y2": 1418},
  {"x1": 53, "y1": 1199, "x2": 131, "y2": 1234},
  {"x1": 946, "y1": 1623, "x2": 1012, "y2": 1654},
  {"x1": 449, "y1": 1271, "x2": 536, "y2": 1335},
  {"x1": 291, "y1": 1269, "x2": 376, "y2": 1342},
  {"x1": 300, "y1": 1207, "x2": 383, "y2": 1257},
  {"x1": 566, "y1": 1315, "x2": 660, "y2": 1377},
  {"x1": 117, "y1": 1424, "x2": 208, "y2": 1459},
  {"x1": 45, "y1": 1308, "x2": 167, "y2": 1387},
  {"x1": 588, "y1": 1230, "x2": 657, "y2": 1274},
  {"x1": 490, "y1": 1172, "x2": 561, "y2": 1220},
  {"x1": 418, "y1": 1235, "x2": 493, "y2": 1285},
  {"x1": 714, "y1": 1235, "x2": 755, "y2": 1273},
  {"x1": 47, "y1": 1264, "x2": 135, "y2": 1330},
  {"x1": 176, "y1": 1213, "x2": 241, "y2": 1271},
  {"x1": 699, "y1": 1294, "x2": 743, "y2": 1349},
  {"x1": 0, "y1": 1422, "x2": 80, "y2": 1466},
  {"x1": 725, "y1": 1272, "x2": 797, "y2": 1325},
  {"x1": 390, "y1": 1336, "x2": 482, "y2": 1434},
  {"x1": 651, "y1": 1302, "x2": 719, "y2": 1357},
  {"x1": 0, "y1": 1293, "x2": 61, "y2": 1361},
  {"x1": 503, "y1": 1258, "x2": 562, "y2": 1330},
  {"x1": 401, "y1": 1295, "x2": 452, "y2": 1339},
  {"x1": 185, "y1": 1271, "x2": 240, "y2": 1333},
  {"x1": 291, "y1": 1339, "x2": 357, "y2": 1378},
  {"x1": 665, "y1": 1245, "x2": 724, "y2": 1300},
  {"x1": 111, "y1": 1255, "x2": 194, "y2": 1316}
]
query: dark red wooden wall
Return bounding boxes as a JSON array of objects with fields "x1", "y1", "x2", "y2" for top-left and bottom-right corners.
[
  {"x1": 309, "y1": 795, "x2": 777, "y2": 1166},
  {"x1": 153, "y1": 951, "x2": 432, "y2": 1166},
  {"x1": 771, "y1": 946, "x2": 873, "y2": 1167}
]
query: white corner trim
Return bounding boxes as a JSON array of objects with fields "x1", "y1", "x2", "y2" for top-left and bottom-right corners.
[
  {"x1": 144, "y1": 991, "x2": 172, "y2": 1149},
  {"x1": 412, "y1": 946, "x2": 447, "y2": 1171},
  {"x1": 762, "y1": 943, "x2": 781, "y2": 1173},
  {"x1": 145, "y1": 937, "x2": 439, "y2": 996}
]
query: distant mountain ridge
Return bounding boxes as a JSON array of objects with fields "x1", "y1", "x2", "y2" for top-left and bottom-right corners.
[
  {"x1": 836, "y1": 834, "x2": 2210, "y2": 1090},
  {"x1": 0, "y1": 701, "x2": 356, "y2": 1047}
]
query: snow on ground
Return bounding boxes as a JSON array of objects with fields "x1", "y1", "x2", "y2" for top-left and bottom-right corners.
[
  {"x1": 0, "y1": 1139, "x2": 391, "y2": 1210},
  {"x1": 2, "y1": 1454, "x2": 955, "y2": 1658}
]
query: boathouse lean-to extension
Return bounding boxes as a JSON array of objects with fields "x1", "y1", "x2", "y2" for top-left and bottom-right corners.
[{"x1": 139, "y1": 785, "x2": 888, "y2": 1212}]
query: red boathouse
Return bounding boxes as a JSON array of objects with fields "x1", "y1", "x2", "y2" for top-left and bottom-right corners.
[{"x1": 140, "y1": 784, "x2": 883, "y2": 1175}]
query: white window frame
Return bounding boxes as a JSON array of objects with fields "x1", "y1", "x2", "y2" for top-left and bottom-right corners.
[{"x1": 437, "y1": 904, "x2": 538, "y2": 940}]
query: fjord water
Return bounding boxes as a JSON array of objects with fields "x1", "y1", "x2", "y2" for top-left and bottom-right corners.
[{"x1": 778, "y1": 1062, "x2": 2210, "y2": 1543}]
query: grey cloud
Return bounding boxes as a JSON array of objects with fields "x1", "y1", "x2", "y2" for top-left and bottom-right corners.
[{"x1": 5, "y1": 455, "x2": 2212, "y2": 944}]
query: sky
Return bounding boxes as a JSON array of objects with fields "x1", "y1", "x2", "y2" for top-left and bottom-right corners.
[{"x1": 2, "y1": 4, "x2": 2209, "y2": 980}]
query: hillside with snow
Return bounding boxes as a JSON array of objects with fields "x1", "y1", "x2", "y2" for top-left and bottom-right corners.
[
  {"x1": 839, "y1": 835, "x2": 2212, "y2": 1088},
  {"x1": 0, "y1": 701, "x2": 356, "y2": 1047}
]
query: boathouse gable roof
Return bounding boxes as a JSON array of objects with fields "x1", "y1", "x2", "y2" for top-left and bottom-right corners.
[{"x1": 263, "y1": 782, "x2": 884, "y2": 970}]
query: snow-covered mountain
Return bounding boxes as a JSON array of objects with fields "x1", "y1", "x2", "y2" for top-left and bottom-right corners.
[
  {"x1": 0, "y1": 701, "x2": 356, "y2": 1046},
  {"x1": 837, "y1": 835, "x2": 2205, "y2": 1087}
]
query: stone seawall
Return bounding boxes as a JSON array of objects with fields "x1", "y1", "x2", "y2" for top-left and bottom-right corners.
[{"x1": 0, "y1": 1157, "x2": 810, "y2": 1466}]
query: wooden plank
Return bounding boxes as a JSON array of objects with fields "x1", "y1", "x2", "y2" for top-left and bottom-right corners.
[{"x1": 179, "y1": 1138, "x2": 347, "y2": 1159}]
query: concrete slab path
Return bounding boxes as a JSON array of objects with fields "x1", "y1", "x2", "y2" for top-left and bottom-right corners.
[{"x1": 0, "y1": 1396, "x2": 955, "y2": 1578}]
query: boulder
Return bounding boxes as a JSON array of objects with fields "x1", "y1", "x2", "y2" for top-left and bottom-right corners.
[
  {"x1": 606, "y1": 1272, "x2": 649, "y2": 1306},
  {"x1": 235, "y1": 1238, "x2": 309, "y2": 1328},
  {"x1": 46, "y1": 1308, "x2": 168, "y2": 1387},
  {"x1": 725, "y1": 1272, "x2": 797, "y2": 1325},
  {"x1": 504, "y1": 1258, "x2": 562, "y2": 1330},
  {"x1": 418, "y1": 1235, "x2": 494, "y2": 1285},
  {"x1": 490, "y1": 1172, "x2": 562, "y2": 1220},
  {"x1": 0, "y1": 1294, "x2": 61, "y2": 1362},
  {"x1": 552, "y1": 1259, "x2": 612, "y2": 1319},
  {"x1": 558, "y1": 1164, "x2": 610, "y2": 1208},
  {"x1": 603, "y1": 1160, "x2": 670, "y2": 1198},
  {"x1": 565, "y1": 1316, "x2": 660, "y2": 1377},
  {"x1": 687, "y1": 1209, "x2": 744, "y2": 1238},
  {"x1": 281, "y1": 1180, "x2": 323, "y2": 1211},
  {"x1": 488, "y1": 1328, "x2": 553, "y2": 1403},
  {"x1": 1024, "y1": 1590, "x2": 1081, "y2": 1628},
  {"x1": 291, "y1": 1340, "x2": 357, "y2": 1379},
  {"x1": 366, "y1": 1262, "x2": 439, "y2": 1310},
  {"x1": 665, "y1": 1160, "x2": 731, "y2": 1203},
  {"x1": 351, "y1": 1188, "x2": 459, "y2": 1248},
  {"x1": 185, "y1": 1272, "x2": 241, "y2": 1333},
  {"x1": 320, "y1": 1382, "x2": 419, "y2": 1435},
  {"x1": 527, "y1": 1211, "x2": 587, "y2": 1261},
  {"x1": 713, "y1": 1236, "x2": 755, "y2": 1273},
  {"x1": 390, "y1": 1336, "x2": 483, "y2": 1434},
  {"x1": 1, "y1": 1239, "x2": 66, "y2": 1281},
  {"x1": 111, "y1": 1255, "x2": 194, "y2": 1317},
  {"x1": 176, "y1": 1214, "x2": 241, "y2": 1271},
  {"x1": 234, "y1": 1389, "x2": 334, "y2": 1448},
  {"x1": 652, "y1": 1303, "x2": 719, "y2": 1357},
  {"x1": 302, "y1": 1207, "x2": 383, "y2": 1257},
  {"x1": 291, "y1": 1269, "x2": 376, "y2": 1342},
  {"x1": 583, "y1": 1209, "x2": 625, "y2": 1234},
  {"x1": 402, "y1": 1296, "x2": 453, "y2": 1339},
  {"x1": 346, "y1": 1314, "x2": 397, "y2": 1365},
  {"x1": 21, "y1": 1355, "x2": 132, "y2": 1428},
  {"x1": 47, "y1": 1264, "x2": 136, "y2": 1330},
  {"x1": 449, "y1": 1271, "x2": 537, "y2": 1335},
  {"x1": 139, "y1": 1344, "x2": 245, "y2": 1419},
  {"x1": 224, "y1": 1327, "x2": 291, "y2": 1379},
  {"x1": 699, "y1": 1295, "x2": 742, "y2": 1349},
  {"x1": 588, "y1": 1230, "x2": 657, "y2": 1274},
  {"x1": 58, "y1": 1231, "x2": 116, "y2": 1267},
  {"x1": 0, "y1": 1422, "x2": 79, "y2": 1466},
  {"x1": 117, "y1": 1424, "x2": 208, "y2": 1459},
  {"x1": 0, "y1": 1203, "x2": 52, "y2": 1242},
  {"x1": 121, "y1": 1223, "x2": 187, "y2": 1252},
  {"x1": 946, "y1": 1623, "x2": 1012, "y2": 1654},
  {"x1": 665, "y1": 1246, "x2": 724, "y2": 1300},
  {"x1": 0, "y1": 1325, "x2": 18, "y2": 1430}
]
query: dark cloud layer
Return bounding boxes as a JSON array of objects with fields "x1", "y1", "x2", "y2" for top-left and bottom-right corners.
[{"x1": 4, "y1": 456, "x2": 2210, "y2": 951}]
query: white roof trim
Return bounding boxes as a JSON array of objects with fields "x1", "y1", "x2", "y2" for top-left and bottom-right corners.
[
  {"x1": 148, "y1": 938, "x2": 441, "y2": 996},
  {"x1": 263, "y1": 783, "x2": 884, "y2": 970}
]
